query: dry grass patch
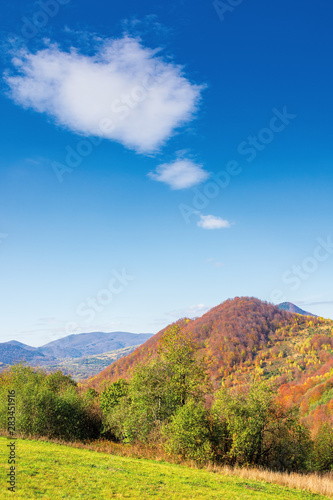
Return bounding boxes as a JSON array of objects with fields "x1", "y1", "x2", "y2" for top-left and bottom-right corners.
[{"x1": 209, "y1": 466, "x2": 333, "y2": 499}]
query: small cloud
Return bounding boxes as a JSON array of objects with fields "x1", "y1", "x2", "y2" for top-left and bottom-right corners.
[
  {"x1": 35, "y1": 317, "x2": 59, "y2": 325},
  {"x1": 206, "y1": 258, "x2": 224, "y2": 268},
  {"x1": 5, "y1": 37, "x2": 203, "y2": 154},
  {"x1": 197, "y1": 214, "x2": 231, "y2": 230},
  {"x1": 167, "y1": 303, "x2": 210, "y2": 318},
  {"x1": 301, "y1": 301, "x2": 333, "y2": 306},
  {"x1": 148, "y1": 158, "x2": 209, "y2": 189},
  {"x1": 187, "y1": 304, "x2": 210, "y2": 316},
  {"x1": 26, "y1": 158, "x2": 41, "y2": 165}
]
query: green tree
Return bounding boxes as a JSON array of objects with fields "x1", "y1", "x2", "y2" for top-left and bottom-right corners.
[
  {"x1": 162, "y1": 399, "x2": 213, "y2": 463},
  {"x1": 103, "y1": 360, "x2": 176, "y2": 442},
  {"x1": 213, "y1": 381, "x2": 312, "y2": 471},
  {"x1": 100, "y1": 379, "x2": 129, "y2": 413},
  {"x1": 0, "y1": 365, "x2": 102, "y2": 441},
  {"x1": 312, "y1": 423, "x2": 333, "y2": 471},
  {"x1": 157, "y1": 323, "x2": 211, "y2": 407},
  {"x1": 44, "y1": 371, "x2": 76, "y2": 393},
  {"x1": 102, "y1": 323, "x2": 211, "y2": 443}
]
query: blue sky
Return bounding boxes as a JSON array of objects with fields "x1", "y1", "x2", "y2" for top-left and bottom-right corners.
[{"x1": 0, "y1": 0, "x2": 332, "y2": 346}]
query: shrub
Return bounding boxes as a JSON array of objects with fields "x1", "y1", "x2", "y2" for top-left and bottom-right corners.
[
  {"x1": 162, "y1": 399, "x2": 213, "y2": 463},
  {"x1": 102, "y1": 325, "x2": 211, "y2": 444},
  {"x1": 312, "y1": 424, "x2": 333, "y2": 471},
  {"x1": 212, "y1": 381, "x2": 312, "y2": 471},
  {"x1": 0, "y1": 365, "x2": 101, "y2": 441},
  {"x1": 102, "y1": 362, "x2": 171, "y2": 442},
  {"x1": 100, "y1": 379, "x2": 128, "y2": 413}
]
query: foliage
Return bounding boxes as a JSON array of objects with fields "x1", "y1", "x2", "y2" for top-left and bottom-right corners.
[
  {"x1": 311, "y1": 423, "x2": 333, "y2": 471},
  {"x1": 162, "y1": 399, "x2": 213, "y2": 463},
  {"x1": 99, "y1": 325, "x2": 327, "y2": 472},
  {"x1": 103, "y1": 361, "x2": 169, "y2": 442},
  {"x1": 88, "y1": 297, "x2": 333, "y2": 443},
  {"x1": 157, "y1": 324, "x2": 211, "y2": 405},
  {"x1": 102, "y1": 324, "x2": 211, "y2": 443},
  {"x1": 100, "y1": 378, "x2": 128, "y2": 413},
  {"x1": 212, "y1": 382, "x2": 312, "y2": 471},
  {"x1": 0, "y1": 364, "x2": 101, "y2": 441},
  {"x1": 44, "y1": 370, "x2": 76, "y2": 393}
]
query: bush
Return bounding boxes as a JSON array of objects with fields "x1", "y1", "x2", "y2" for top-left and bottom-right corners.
[
  {"x1": 102, "y1": 325, "x2": 212, "y2": 444},
  {"x1": 311, "y1": 424, "x2": 333, "y2": 471},
  {"x1": 0, "y1": 365, "x2": 102, "y2": 441},
  {"x1": 266, "y1": 419, "x2": 313, "y2": 472},
  {"x1": 102, "y1": 362, "x2": 171, "y2": 442},
  {"x1": 100, "y1": 379, "x2": 128, "y2": 413},
  {"x1": 212, "y1": 381, "x2": 312, "y2": 471},
  {"x1": 162, "y1": 399, "x2": 213, "y2": 463}
]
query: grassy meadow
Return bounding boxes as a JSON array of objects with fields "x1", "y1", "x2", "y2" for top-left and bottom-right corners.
[{"x1": 0, "y1": 436, "x2": 331, "y2": 500}]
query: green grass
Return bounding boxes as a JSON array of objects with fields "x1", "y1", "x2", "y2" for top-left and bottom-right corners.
[{"x1": 0, "y1": 437, "x2": 330, "y2": 499}]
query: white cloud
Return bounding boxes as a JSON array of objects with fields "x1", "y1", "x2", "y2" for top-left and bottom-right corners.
[
  {"x1": 148, "y1": 159, "x2": 209, "y2": 189},
  {"x1": 197, "y1": 214, "x2": 231, "y2": 230},
  {"x1": 5, "y1": 37, "x2": 203, "y2": 154},
  {"x1": 186, "y1": 304, "x2": 210, "y2": 316},
  {"x1": 206, "y1": 258, "x2": 224, "y2": 268},
  {"x1": 167, "y1": 303, "x2": 210, "y2": 318}
]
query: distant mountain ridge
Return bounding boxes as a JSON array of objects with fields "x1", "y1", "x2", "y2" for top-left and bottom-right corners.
[
  {"x1": 45, "y1": 345, "x2": 141, "y2": 381},
  {"x1": 277, "y1": 302, "x2": 317, "y2": 317},
  {"x1": 0, "y1": 331, "x2": 153, "y2": 368},
  {"x1": 5, "y1": 340, "x2": 39, "y2": 351},
  {"x1": 39, "y1": 331, "x2": 153, "y2": 359},
  {"x1": 0, "y1": 343, "x2": 46, "y2": 365}
]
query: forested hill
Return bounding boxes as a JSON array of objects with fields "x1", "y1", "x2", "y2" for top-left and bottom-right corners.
[
  {"x1": 88, "y1": 297, "x2": 333, "y2": 431},
  {"x1": 88, "y1": 297, "x2": 319, "y2": 389}
]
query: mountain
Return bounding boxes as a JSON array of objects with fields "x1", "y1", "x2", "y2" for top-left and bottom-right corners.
[
  {"x1": 4, "y1": 340, "x2": 39, "y2": 351},
  {"x1": 0, "y1": 342, "x2": 46, "y2": 365},
  {"x1": 87, "y1": 297, "x2": 333, "y2": 430},
  {"x1": 0, "y1": 331, "x2": 153, "y2": 371},
  {"x1": 88, "y1": 297, "x2": 300, "y2": 388},
  {"x1": 39, "y1": 331, "x2": 153, "y2": 359},
  {"x1": 277, "y1": 302, "x2": 317, "y2": 317}
]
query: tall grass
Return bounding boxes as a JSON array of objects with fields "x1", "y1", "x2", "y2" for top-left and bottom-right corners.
[{"x1": 211, "y1": 465, "x2": 333, "y2": 498}]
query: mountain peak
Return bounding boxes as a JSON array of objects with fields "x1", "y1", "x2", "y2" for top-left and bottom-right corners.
[
  {"x1": 87, "y1": 296, "x2": 308, "y2": 389},
  {"x1": 277, "y1": 302, "x2": 317, "y2": 317}
]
